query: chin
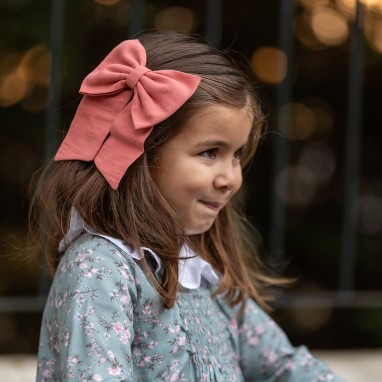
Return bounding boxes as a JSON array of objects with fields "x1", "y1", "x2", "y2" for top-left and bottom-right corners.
[{"x1": 185, "y1": 222, "x2": 214, "y2": 235}]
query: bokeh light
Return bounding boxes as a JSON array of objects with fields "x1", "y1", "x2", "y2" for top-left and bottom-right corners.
[
  {"x1": 362, "y1": 0, "x2": 382, "y2": 13},
  {"x1": 335, "y1": 0, "x2": 356, "y2": 18},
  {"x1": 364, "y1": 8, "x2": 382, "y2": 53},
  {"x1": 279, "y1": 103, "x2": 316, "y2": 140},
  {"x1": 311, "y1": 6, "x2": 349, "y2": 46},
  {"x1": 278, "y1": 99, "x2": 333, "y2": 141},
  {"x1": 289, "y1": 301, "x2": 333, "y2": 332},
  {"x1": 299, "y1": 143, "x2": 336, "y2": 184},
  {"x1": 154, "y1": 7, "x2": 195, "y2": 32},
  {"x1": 17, "y1": 44, "x2": 51, "y2": 87},
  {"x1": 0, "y1": 44, "x2": 51, "y2": 109},
  {"x1": 294, "y1": 13, "x2": 325, "y2": 50},
  {"x1": 0, "y1": 72, "x2": 30, "y2": 107},
  {"x1": 251, "y1": 47, "x2": 287, "y2": 84},
  {"x1": 298, "y1": 0, "x2": 331, "y2": 9},
  {"x1": 276, "y1": 165, "x2": 317, "y2": 207},
  {"x1": 94, "y1": 0, "x2": 128, "y2": 28},
  {"x1": 356, "y1": 194, "x2": 382, "y2": 235}
]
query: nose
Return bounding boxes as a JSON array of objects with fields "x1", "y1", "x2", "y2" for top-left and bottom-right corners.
[{"x1": 213, "y1": 161, "x2": 242, "y2": 193}]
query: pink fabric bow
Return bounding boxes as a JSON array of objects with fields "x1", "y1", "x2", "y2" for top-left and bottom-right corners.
[{"x1": 54, "y1": 40, "x2": 201, "y2": 189}]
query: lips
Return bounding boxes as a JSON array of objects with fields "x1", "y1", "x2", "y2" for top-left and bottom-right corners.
[{"x1": 199, "y1": 200, "x2": 222, "y2": 211}]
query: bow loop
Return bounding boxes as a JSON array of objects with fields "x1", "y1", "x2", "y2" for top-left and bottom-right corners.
[{"x1": 54, "y1": 39, "x2": 201, "y2": 189}]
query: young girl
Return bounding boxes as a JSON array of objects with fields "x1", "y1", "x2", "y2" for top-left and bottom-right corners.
[{"x1": 31, "y1": 31, "x2": 343, "y2": 381}]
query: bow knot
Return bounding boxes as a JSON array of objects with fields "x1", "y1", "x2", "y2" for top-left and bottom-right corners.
[
  {"x1": 125, "y1": 65, "x2": 150, "y2": 89},
  {"x1": 54, "y1": 40, "x2": 201, "y2": 189}
]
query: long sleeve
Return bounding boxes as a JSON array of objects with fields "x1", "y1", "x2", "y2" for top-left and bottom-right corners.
[
  {"x1": 37, "y1": 234, "x2": 138, "y2": 381},
  {"x1": 238, "y1": 298, "x2": 345, "y2": 382},
  {"x1": 238, "y1": 300, "x2": 343, "y2": 382}
]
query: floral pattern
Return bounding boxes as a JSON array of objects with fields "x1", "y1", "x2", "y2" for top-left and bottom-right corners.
[{"x1": 37, "y1": 233, "x2": 344, "y2": 381}]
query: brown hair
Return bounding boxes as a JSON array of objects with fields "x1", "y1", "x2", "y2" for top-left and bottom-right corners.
[{"x1": 29, "y1": 30, "x2": 283, "y2": 311}]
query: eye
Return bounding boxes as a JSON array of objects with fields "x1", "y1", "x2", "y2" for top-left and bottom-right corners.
[
  {"x1": 234, "y1": 147, "x2": 244, "y2": 160},
  {"x1": 199, "y1": 148, "x2": 217, "y2": 159}
]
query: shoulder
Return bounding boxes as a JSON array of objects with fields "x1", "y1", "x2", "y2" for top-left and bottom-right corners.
[
  {"x1": 52, "y1": 233, "x2": 151, "y2": 307},
  {"x1": 57, "y1": 233, "x2": 137, "y2": 280}
]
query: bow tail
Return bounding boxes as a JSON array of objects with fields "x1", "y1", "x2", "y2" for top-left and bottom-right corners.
[
  {"x1": 54, "y1": 96, "x2": 120, "y2": 162},
  {"x1": 94, "y1": 106, "x2": 153, "y2": 189}
]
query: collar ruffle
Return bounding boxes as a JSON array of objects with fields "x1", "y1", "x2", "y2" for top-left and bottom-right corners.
[{"x1": 59, "y1": 209, "x2": 220, "y2": 289}]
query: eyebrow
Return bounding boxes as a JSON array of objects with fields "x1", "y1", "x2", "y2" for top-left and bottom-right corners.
[
  {"x1": 195, "y1": 140, "x2": 229, "y2": 148},
  {"x1": 195, "y1": 140, "x2": 248, "y2": 150}
]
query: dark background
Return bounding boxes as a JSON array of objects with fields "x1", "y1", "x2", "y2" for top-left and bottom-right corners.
[{"x1": 1, "y1": 0, "x2": 381, "y2": 353}]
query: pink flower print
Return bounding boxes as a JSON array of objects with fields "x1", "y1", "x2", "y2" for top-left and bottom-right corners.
[
  {"x1": 120, "y1": 270, "x2": 128, "y2": 278},
  {"x1": 267, "y1": 351, "x2": 277, "y2": 363},
  {"x1": 107, "y1": 351, "x2": 115, "y2": 360},
  {"x1": 255, "y1": 325, "x2": 265, "y2": 335},
  {"x1": 148, "y1": 340, "x2": 157, "y2": 349},
  {"x1": 120, "y1": 329, "x2": 131, "y2": 344},
  {"x1": 76, "y1": 252, "x2": 87, "y2": 261},
  {"x1": 79, "y1": 262, "x2": 88, "y2": 269},
  {"x1": 42, "y1": 369, "x2": 53, "y2": 378},
  {"x1": 229, "y1": 319, "x2": 237, "y2": 329},
  {"x1": 93, "y1": 374, "x2": 103, "y2": 381},
  {"x1": 142, "y1": 304, "x2": 151, "y2": 315},
  {"x1": 68, "y1": 355, "x2": 79, "y2": 364},
  {"x1": 248, "y1": 336, "x2": 260, "y2": 346},
  {"x1": 178, "y1": 336, "x2": 186, "y2": 346},
  {"x1": 120, "y1": 295, "x2": 130, "y2": 305},
  {"x1": 113, "y1": 322, "x2": 124, "y2": 334},
  {"x1": 143, "y1": 355, "x2": 151, "y2": 363},
  {"x1": 64, "y1": 332, "x2": 70, "y2": 347},
  {"x1": 170, "y1": 359, "x2": 180, "y2": 371},
  {"x1": 46, "y1": 359, "x2": 56, "y2": 367},
  {"x1": 171, "y1": 373, "x2": 180, "y2": 382},
  {"x1": 107, "y1": 365, "x2": 121, "y2": 376},
  {"x1": 168, "y1": 325, "x2": 180, "y2": 334},
  {"x1": 53, "y1": 341, "x2": 60, "y2": 353}
]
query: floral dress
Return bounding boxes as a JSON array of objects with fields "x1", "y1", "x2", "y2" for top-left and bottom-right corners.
[{"x1": 37, "y1": 232, "x2": 344, "y2": 381}]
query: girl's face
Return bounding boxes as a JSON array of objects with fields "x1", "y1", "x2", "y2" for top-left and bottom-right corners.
[{"x1": 154, "y1": 103, "x2": 253, "y2": 235}]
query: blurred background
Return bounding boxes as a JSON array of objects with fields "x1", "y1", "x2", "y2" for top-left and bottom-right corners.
[{"x1": 0, "y1": 0, "x2": 381, "y2": 368}]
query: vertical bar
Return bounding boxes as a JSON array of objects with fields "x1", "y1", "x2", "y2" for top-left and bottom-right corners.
[
  {"x1": 44, "y1": 0, "x2": 65, "y2": 160},
  {"x1": 339, "y1": 1, "x2": 364, "y2": 291},
  {"x1": 205, "y1": 0, "x2": 222, "y2": 47},
  {"x1": 39, "y1": 0, "x2": 65, "y2": 296},
  {"x1": 128, "y1": 0, "x2": 144, "y2": 38},
  {"x1": 268, "y1": 0, "x2": 295, "y2": 269}
]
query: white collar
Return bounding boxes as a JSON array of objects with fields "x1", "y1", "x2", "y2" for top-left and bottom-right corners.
[{"x1": 59, "y1": 209, "x2": 220, "y2": 289}]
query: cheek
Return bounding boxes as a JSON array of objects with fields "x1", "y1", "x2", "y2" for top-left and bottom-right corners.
[{"x1": 232, "y1": 169, "x2": 243, "y2": 194}]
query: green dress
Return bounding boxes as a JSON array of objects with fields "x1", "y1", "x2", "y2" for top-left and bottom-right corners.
[{"x1": 36, "y1": 233, "x2": 344, "y2": 381}]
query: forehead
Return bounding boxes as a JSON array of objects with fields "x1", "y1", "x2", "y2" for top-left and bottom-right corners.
[{"x1": 175, "y1": 103, "x2": 254, "y2": 144}]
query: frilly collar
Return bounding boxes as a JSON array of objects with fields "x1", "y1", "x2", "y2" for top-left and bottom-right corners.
[{"x1": 59, "y1": 209, "x2": 219, "y2": 289}]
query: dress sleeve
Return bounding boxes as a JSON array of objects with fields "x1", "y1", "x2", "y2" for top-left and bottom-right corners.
[
  {"x1": 238, "y1": 298, "x2": 345, "y2": 382},
  {"x1": 37, "y1": 236, "x2": 138, "y2": 381}
]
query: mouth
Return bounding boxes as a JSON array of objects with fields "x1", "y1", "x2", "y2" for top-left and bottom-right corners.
[{"x1": 199, "y1": 200, "x2": 222, "y2": 212}]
